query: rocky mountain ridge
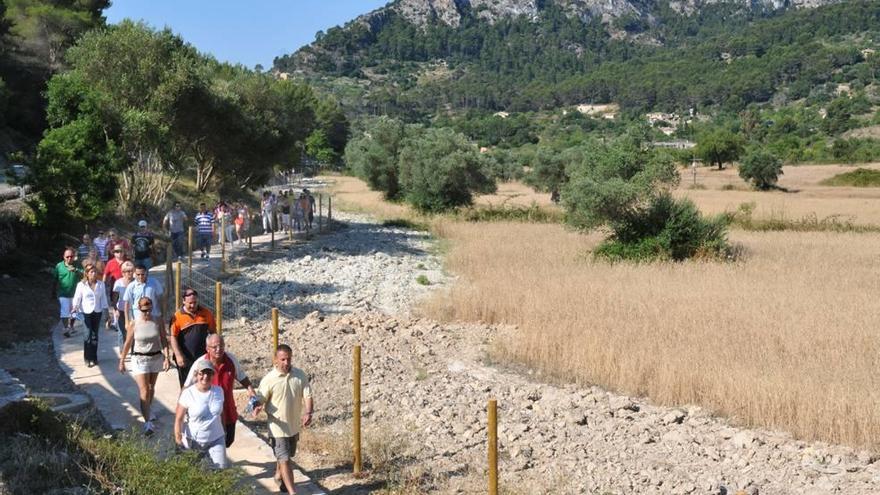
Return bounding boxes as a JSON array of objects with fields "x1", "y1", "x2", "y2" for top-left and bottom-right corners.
[{"x1": 366, "y1": 0, "x2": 841, "y2": 29}]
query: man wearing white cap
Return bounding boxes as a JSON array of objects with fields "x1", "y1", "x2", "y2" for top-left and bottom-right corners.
[{"x1": 131, "y1": 220, "x2": 155, "y2": 269}]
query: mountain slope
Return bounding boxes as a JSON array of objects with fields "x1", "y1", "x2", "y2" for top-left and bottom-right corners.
[{"x1": 275, "y1": 0, "x2": 877, "y2": 117}]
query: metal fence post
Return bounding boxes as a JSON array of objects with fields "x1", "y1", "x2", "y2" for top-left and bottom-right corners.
[
  {"x1": 215, "y1": 281, "x2": 222, "y2": 335},
  {"x1": 271, "y1": 307, "x2": 279, "y2": 352},
  {"x1": 220, "y1": 216, "x2": 226, "y2": 274},
  {"x1": 187, "y1": 226, "x2": 194, "y2": 282},
  {"x1": 328, "y1": 196, "x2": 332, "y2": 222},
  {"x1": 174, "y1": 261, "x2": 181, "y2": 306},
  {"x1": 319, "y1": 194, "x2": 323, "y2": 233},
  {"x1": 165, "y1": 244, "x2": 173, "y2": 315},
  {"x1": 488, "y1": 399, "x2": 498, "y2": 495},
  {"x1": 353, "y1": 344, "x2": 362, "y2": 475}
]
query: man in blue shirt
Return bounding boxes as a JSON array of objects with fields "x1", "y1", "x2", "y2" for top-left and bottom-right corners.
[
  {"x1": 194, "y1": 203, "x2": 214, "y2": 260},
  {"x1": 122, "y1": 264, "x2": 166, "y2": 329}
]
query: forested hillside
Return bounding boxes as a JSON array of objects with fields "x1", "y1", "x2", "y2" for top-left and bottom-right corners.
[
  {"x1": 0, "y1": 0, "x2": 108, "y2": 158},
  {"x1": 275, "y1": 0, "x2": 880, "y2": 117}
]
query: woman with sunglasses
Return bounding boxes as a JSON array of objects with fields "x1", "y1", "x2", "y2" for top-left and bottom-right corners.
[
  {"x1": 119, "y1": 296, "x2": 170, "y2": 436},
  {"x1": 71, "y1": 263, "x2": 108, "y2": 368},
  {"x1": 175, "y1": 359, "x2": 227, "y2": 469}
]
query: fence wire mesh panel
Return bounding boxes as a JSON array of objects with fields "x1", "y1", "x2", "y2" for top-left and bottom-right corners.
[{"x1": 182, "y1": 266, "x2": 296, "y2": 334}]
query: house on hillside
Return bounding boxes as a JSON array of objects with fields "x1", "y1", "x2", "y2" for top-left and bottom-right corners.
[
  {"x1": 575, "y1": 103, "x2": 618, "y2": 120},
  {"x1": 652, "y1": 140, "x2": 695, "y2": 150}
]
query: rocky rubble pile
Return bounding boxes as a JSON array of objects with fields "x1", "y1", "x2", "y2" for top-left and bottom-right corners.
[
  {"x1": 226, "y1": 212, "x2": 447, "y2": 317},
  {"x1": 225, "y1": 311, "x2": 880, "y2": 495}
]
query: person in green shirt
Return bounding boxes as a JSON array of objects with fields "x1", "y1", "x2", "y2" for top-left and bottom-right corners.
[{"x1": 52, "y1": 247, "x2": 83, "y2": 337}]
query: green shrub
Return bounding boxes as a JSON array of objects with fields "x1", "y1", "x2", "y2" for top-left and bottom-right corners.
[
  {"x1": 596, "y1": 195, "x2": 730, "y2": 262},
  {"x1": 398, "y1": 127, "x2": 496, "y2": 213},
  {"x1": 416, "y1": 274, "x2": 430, "y2": 285},
  {"x1": 821, "y1": 167, "x2": 880, "y2": 187},
  {"x1": 738, "y1": 149, "x2": 783, "y2": 190}
]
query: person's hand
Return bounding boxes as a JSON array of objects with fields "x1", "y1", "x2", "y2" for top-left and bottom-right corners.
[
  {"x1": 118, "y1": 360, "x2": 126, "y2": 374},
  {"x1": 253, "y1": 404, "x2": 264, "y2": 416},
  {"x1": 175, "y1": 432, "x2": 183, "y2": 447},
  {"x1": 302, "y1": 411, "x2": 313, "y2": 427},
  {"x1": 163, "y1": 356, "x2": 170, "y2": 372}
]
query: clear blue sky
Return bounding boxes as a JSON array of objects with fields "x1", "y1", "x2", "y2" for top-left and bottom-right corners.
[{"x1": 105, "y1": 0, "x2": 390, "y2": 69}]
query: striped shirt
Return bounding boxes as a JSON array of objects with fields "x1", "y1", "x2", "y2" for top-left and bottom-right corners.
[{"x1": 195, "y1": 212, "x2": 214, "y2": 234}]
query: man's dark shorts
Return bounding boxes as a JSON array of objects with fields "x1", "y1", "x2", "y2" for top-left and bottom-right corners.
[{"x1": 269, "y1": 434, "x2": 299, "y2": 461}]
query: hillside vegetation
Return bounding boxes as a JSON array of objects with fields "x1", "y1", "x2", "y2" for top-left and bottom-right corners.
[{"x1": 277, "y1": 0, "x2": 880, "y2": 116}]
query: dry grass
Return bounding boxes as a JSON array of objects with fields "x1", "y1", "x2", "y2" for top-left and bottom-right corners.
[
  {"x1": 423, "y1": 221, "x2": 880, "y2": 448},
  {"x1": 677, "y1": 163, "x2": 880, "y2": 226},
  {"x1": 328, "y1": 175, "x2": 414, "y2": 221},
  {"x1": 328, "y1": 174, "x2": 880, "y2": 448}
]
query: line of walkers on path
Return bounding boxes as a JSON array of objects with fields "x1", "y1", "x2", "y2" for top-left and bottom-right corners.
[
  {"x1": 52, "y1": 244, "x2": 313, "y2": 493},
  {"x1": 261, "y1": 189, "x2": 317, "y2": 236}
]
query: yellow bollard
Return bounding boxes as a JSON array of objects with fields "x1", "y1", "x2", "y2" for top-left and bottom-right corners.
[
  {"x1": 353, "y1": 345, "x2": 362, "y2": 475},
  {"x1": 174, "y1": 261, "x2": 181, "y2": 307},
  {"x1": 187, "y1": 226, "x2": 194, "y2": 282},
  {"x1": 271, "y1": 308, "x2": 279, "y2": 352},
  {"x1": 488, "y1": 399, "x2": 498, "y2": 495},
  {"x1": 215, "y1": 282, "x2": 222, "y2": 335}
]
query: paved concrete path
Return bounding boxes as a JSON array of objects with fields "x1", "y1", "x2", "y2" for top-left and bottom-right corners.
[{"x1": 53, "y1": 298, "x2": 326, "y2": 494}]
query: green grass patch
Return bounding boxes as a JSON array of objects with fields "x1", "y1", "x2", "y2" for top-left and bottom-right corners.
[
  {"x1": 453, "y1": 204, "x2": 563, "y2": 223},
  {"x1": 382, "y1": 218, "x2": 430, "y2": 231},
  {"x1": 727, "y1": 202, "x2": 880, "y2": 233},
  {"x1": 416, "y1": 274, "x2": 430, "y2": 285},
  {"x1": 0, "y1": 401, "x2": 248, "y2": 495},
  {"x1": 820, "y1": 167, "x2": 880, "y2": 187}
]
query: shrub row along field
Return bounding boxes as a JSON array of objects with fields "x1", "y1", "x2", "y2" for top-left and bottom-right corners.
[{"x1": 329, "y1": 172, "x2": 880, "y2": 448}]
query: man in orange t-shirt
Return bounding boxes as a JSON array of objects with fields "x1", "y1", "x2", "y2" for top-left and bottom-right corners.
[{"x1": 168, "y1": 288, "x2": 216, "y2": 387}]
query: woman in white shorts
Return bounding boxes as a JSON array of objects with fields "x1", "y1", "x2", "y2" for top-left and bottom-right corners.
[
  {"x1": 118, "y1": 296, "x2": 170, "y2": 436},
  {"x1": 175, "y1": 359, "x2": 227, "y2": 469}
]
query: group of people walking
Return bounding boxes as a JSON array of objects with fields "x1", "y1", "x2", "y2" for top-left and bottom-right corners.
[
  {"x1": 261, "y1": 188, "x2": 316, "y2": 235},
  {"x1": 52, "y1": 206, "x2": 314, "y2": 492}
]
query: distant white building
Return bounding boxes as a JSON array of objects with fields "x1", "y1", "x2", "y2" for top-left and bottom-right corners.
[
  {"x1": 652, "y1": 140, "x2": 695, "y2": 150},
  {"x1": 575, "y1": 103, "x2": 618, "y2": 119}
]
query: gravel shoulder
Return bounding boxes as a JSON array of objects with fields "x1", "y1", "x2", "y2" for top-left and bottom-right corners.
[{"x1": 220, "y1": 211, "x2": 880, "y2": 494}]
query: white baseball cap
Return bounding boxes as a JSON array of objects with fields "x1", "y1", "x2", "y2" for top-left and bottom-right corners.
[{"x1": 138, "y1": 220, "x2": 147, "y2": 227}]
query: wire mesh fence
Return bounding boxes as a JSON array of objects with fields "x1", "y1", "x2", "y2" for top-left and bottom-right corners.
[{"x1": 181, "y1": 266, "x2": 297, "y2": 329}]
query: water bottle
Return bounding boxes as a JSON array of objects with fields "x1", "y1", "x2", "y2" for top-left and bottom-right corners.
[{"x1": 244, "y1": 396, "x2": 259, "y2": 415}]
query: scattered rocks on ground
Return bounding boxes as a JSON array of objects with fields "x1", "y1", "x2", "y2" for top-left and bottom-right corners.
[
  {"x1": 226, "y1": 212, "x2": 447, "y2": 317},
  {"x1": 220, "y1": 211, "x2": 880, "y2": 494}
]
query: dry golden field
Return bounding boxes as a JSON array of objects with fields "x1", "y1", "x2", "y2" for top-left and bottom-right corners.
[
  {"x1": 328, "y1": 171, "x2": 880, "y2": 448},
  {"x1": 678, "y1": 163, "x2": 880, "y2": 225}
]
